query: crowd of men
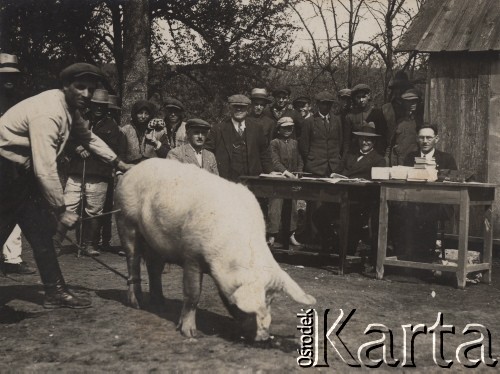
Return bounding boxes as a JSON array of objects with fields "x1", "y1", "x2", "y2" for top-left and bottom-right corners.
[{"x1": 0, "y1": 56, "x2": 457, "y2": 309}]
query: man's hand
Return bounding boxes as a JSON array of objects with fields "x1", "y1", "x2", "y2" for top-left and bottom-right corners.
[
  {"x1": 116, "y1": 160, "x2": 133, "y2": 172},
  {"x1": 75, "y1": 145, "x2": 90, "y2": 159},
  {"x1": 283, "y1": 170, "x2": 298, "y2": 179},
  {"x1": 58, "y1": 210, "x2": 79, "y2": 229}
]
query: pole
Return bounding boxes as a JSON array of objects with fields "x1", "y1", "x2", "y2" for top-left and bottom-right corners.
[{"x1": 77, "y1": 159, "x2": 86, "y2": 257}]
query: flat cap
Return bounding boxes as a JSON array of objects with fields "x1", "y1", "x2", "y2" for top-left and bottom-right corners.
[
  {"x1": 277, "y1": 116, "x2": 294, "y2": 127},
  {"x1": 60, "y1": 63, "x2": 103, "y2": 83},
  {"x1": 250, "y1": 88, "x2": 272, "y2": 103},
  {"x1": 228, "y1": 94, "x2": 251, "y2": 106},
  {"x1": 164, "y1": 97, "x2": 185, "y2": 111},
  {"x1": 338, "y1": 88, "x2": 352, "y2": 98},
  {"x1": 186, "y1": 118, "x2": 211, "y2": 130},
  {"x1": 292, "y1": 96, "x2": 311, "y2": 106},
  {"x1": 91, "y1": 88, "x2": 109, "y2": 104},
  {"x1": 0, "y1": 53, "x2": 20, "y2": 73},
  {"x1": 351, "y1": 84, "x2": 371, "y2": 95},
  {"x1": 315, "y1": 90, "x2": 336, "y2": 102},
  {"x1": 108, "y1": 94, "x2": 121, "y2": 110},
  {"x1": 401, "y1": 88, "x2": 420, "y2": 100},
  {"x1": 272, "y1": 85, "x2": 291, "y2": 97}
]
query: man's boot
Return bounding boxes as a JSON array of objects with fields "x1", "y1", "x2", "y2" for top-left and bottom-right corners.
[
  {"x1": 34, "y1": 247, "x2": 92, "y2": 309},
  {"x1": 80, "y1": 218, "x2": 100, "y2": 257}
]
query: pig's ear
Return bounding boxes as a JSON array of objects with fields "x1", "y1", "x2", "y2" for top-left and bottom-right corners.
[
  {"x1": 230, "y1": 284, "x2": 265, "y2": 313},
  {"x1": 279, "y1": 270, "x2": 316, "y2": 305}
]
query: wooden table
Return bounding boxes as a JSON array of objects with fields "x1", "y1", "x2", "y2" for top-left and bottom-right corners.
[
  {"x1": 376, "y1": 180, "x2": 496, "y2": 288},
  {"x1": 240, "y1": 176, "x2": 378, "y2": 275}
]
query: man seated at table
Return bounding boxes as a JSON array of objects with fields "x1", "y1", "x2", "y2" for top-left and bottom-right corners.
[
  {"x1": 400, "y1": 124, "x2": 457, "y2": 262},
  {"x1": 313, "y1": 122, "x2": 385, "y2": 265}
]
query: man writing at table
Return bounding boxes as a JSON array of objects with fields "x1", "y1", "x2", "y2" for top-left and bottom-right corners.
[{"x1": 400, "y1": 124, "x2": 457, "y2": 262}]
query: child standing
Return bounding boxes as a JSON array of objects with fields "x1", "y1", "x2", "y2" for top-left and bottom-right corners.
[{"x1": 267, "y1": 117, "x2": 304, "y2": 247}]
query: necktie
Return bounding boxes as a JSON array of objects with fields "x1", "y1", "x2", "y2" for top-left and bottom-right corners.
[{"x1": 238, "y1": 123, "x2": 244, "y2": 136}]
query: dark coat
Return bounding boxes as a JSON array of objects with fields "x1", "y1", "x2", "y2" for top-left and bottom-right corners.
[
  {"x1": 403, "y1": 149, "x2": 457, "y2": 170},
  {"x1": 205, "y1": 117, "x2": 272, "y2": 181},
  {"x1": 248, "y1": 113, "x2": 276, "y2": 146},
  {"x1": 341, "y1": 149, "x2": 386, "y2": 179},
  {"x1": 299, "y1": 112, "x2": 346, "y2": 177},
  {"x1": 345, "y1": 106, "x2": 388, "y2": 156},
  {"x1": 262, "y1": 106, "x2": 304, "y2": 138}
]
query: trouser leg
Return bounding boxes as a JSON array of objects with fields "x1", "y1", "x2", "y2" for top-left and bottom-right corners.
[{"x1": 3, "y1": 224, "x2": 22, "y2": 264}]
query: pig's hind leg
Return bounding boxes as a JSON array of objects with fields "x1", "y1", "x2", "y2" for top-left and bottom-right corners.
[
  {"x1": 144, "y1": 249, "x2": 166, "y2": 307},
  {"x1": 177, "y1": 260, "x2": 203, "y2": 338},
  {"x1": 119, "y1": 223, "x2": 144, "y2": 309}
]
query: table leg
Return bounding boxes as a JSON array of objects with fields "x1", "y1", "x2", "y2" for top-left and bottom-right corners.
[
  {"x1": 338, "y1": 191, "x2": 350, "y2": 275},
  {"x1": 282, "y1": 199, "x2": 292, "y2": 251},
  {"x1": 482, "y1": 205, "x2": 493, "y2": 285},
  {"x1": 456, "y1": 189, "x2": 470, "y2": 289},
  {"x1": 376, "y1": 187, "x2": 388, "y2": 280}
]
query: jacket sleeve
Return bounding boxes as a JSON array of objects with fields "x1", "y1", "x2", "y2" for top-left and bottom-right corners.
[
  {"x1": 270, "y1": 140, "x2": 287, "y2": 173},
  {"x1": 72, "y1": 111, "x2": 118, "y2": 164},
  {"x1": 28, "y1": 115, "x2": 67, "y2": 210},
  {"x1": 155, "y1": 131, "x2": 171, "y2": 158},
  {"x1": 403, "y1": 152, "x2": 415, "y2": 167},
  {"x1": 259, "y1": 141, "x2": 273, "y2": 174},
  {"x1": 298, "y1": 118, "x2": 311, "y2": 160},
  {"x1": 204, "y1": 126, "x2": 218, "y2": 153}
]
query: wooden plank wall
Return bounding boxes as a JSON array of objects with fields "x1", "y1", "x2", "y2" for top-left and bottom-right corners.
[
  {"x1": 425, "y1": 52, "x2": 495, "y2": 237},
  {"x1": 488, "y1": 54, "x2": 500, "y2": 237}
]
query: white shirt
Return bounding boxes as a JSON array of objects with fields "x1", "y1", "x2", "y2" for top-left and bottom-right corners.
[
  {"x1": 421, "y1": 148, "x2": 435, "y2": 161},
  {"x1": 357, "y1": 148, "x2": 374, "y2": 162},
  {"x1": 190, "y1": 144, "x2": 203, "y2": 167},
  {"x1": 231, "y1": 118, "x2": 246, "y2": 134}
]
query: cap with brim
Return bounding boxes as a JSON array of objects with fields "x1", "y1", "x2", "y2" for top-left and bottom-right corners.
[
  {"x1": 351, "y1": 83, "x2": 371, "y2": 95},
  {"x1": 228, "y1": 94, "x2": 251, "y2": 106},
  {"x1": 108, "y1": 95, "x2": 121, "y2": 110},
  {"x1": 315, "y1": 90, "x2": 335, "y2": 102},
  {"x1": 277, "y1": 117, "x2": 294, "y2": 127},
  {"x1": 293, "y1": 96, "x2": 311, "y2": 106},
  {"x1": 401, "y1": 88, "x2": 420, "y2": 100},
  {"x1": 59, "y1": 63, "x2": 103, "y2": 83},
  {"x1": 250, "y1": 88, "x2": 272, "y2": 103},
  {"x1": 272, "y1": 86, "x2": 291, "y2": 97},
  {"x1": 0, "y1": 53, "x2": 20, "y2": 73},
  {"x1": 164, "y1": 97, "x2": 185, "y2": 111},
  {"x1": 338, "y1": 89, "x2": 351, "y2": 98},
  {"x1": 352, "y1": 122, "x2": 380, "y2": 137},
  {"x1": 91, "y1": 88, "x2": 109, "y2": 104},
  {"x1": 186, "y1": 118, "x2": 211, "y2": 130}
]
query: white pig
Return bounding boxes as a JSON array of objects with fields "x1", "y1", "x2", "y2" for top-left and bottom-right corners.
[{"x1": 114, "y1": 158, "x2": 316, "y2": 341}]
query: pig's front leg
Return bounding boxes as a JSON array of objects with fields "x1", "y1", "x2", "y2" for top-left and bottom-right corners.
[{"x1": 177, "y1": 261, "x2": 203, "y2": 338}]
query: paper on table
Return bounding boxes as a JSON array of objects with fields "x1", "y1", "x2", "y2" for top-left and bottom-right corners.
[{"x1": 259, "y1": 173, "x2": 287, "y2": 178}]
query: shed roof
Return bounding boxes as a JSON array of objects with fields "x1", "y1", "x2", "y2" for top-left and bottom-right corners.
[{"x1": 397, "y1": 0, "x2": 500, "y2": 52}]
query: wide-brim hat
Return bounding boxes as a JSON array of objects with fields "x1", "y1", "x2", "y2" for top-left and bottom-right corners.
[
  {"x1": 59, "y1": 62, "x2": 103, "y2": 83},
  {"x1": 186, "y1": 118, "x2": 211, "y2": 130},
  {"x1": 0, "y1": 53, "x2": 20, "y2": 73},
  {"x1": 352, "y1": 122, "x2": 380, "y2": 137},
  {"x1": 315, "y1": 90, "x2": 335, "y2": 102},
  {"x1": 108, "y1": 94, "x2": 121, "y2": 110},
  {"x1": 164, "y1": 97, "x2": 185, "y2": 111},
  {"x1": 91, "y1": 88, "x2": 109, "y2": 104},
  {"x1": 272, "y1": 85, "x2": 291, "y2": 97},
  {"x1": 250, "y1": 88, "x2": 272, "y2": 103},
  {"x1": 228, "y1": 94, "x2": 251, "y2": 106},
  {"x1": 351, "y1": 83, "x2": 371, "y2": 95}
]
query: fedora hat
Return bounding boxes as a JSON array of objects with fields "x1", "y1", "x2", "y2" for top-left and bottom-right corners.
[
  {"x1": 108, "y1": 94, "x2": 121, "y2": 110},
  {"x1": 250, "y1": 88, "x2": 272, "y2": 103},
  {"x1": 352, "y1": 122, "x2": 380, "y2": 137},
  {"x1": 0, "y1": 53, "x2": 20, "y2": 73},
  {"x1": 91, "y1": 88, "x2": 109, "y2": 104}
]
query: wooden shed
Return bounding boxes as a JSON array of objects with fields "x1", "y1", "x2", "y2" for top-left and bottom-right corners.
[{"x1": 397, "y1": 0, "x2": 500, "y2": 240}]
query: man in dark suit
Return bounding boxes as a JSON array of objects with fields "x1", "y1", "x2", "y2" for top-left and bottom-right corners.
[
  {"x1": 313, "y1": 122, "x2": 385, "y2": 261},
  {"x1": 299, "y1": 90, "x2": 347, "y2": 177},
  {"x1": 205, "y1": 94, "x2": 272, "y2": 183},
  {"x1": 248, "y1": 88, "x2": 275, "y2": 146},
  {"x1": 400, "y1": 124, "x2": 458, "y2": 262}
]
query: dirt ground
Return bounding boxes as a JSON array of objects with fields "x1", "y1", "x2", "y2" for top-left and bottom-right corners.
[{"x1": 1, "y1": 228, "x2": 500, "y2": 373}]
